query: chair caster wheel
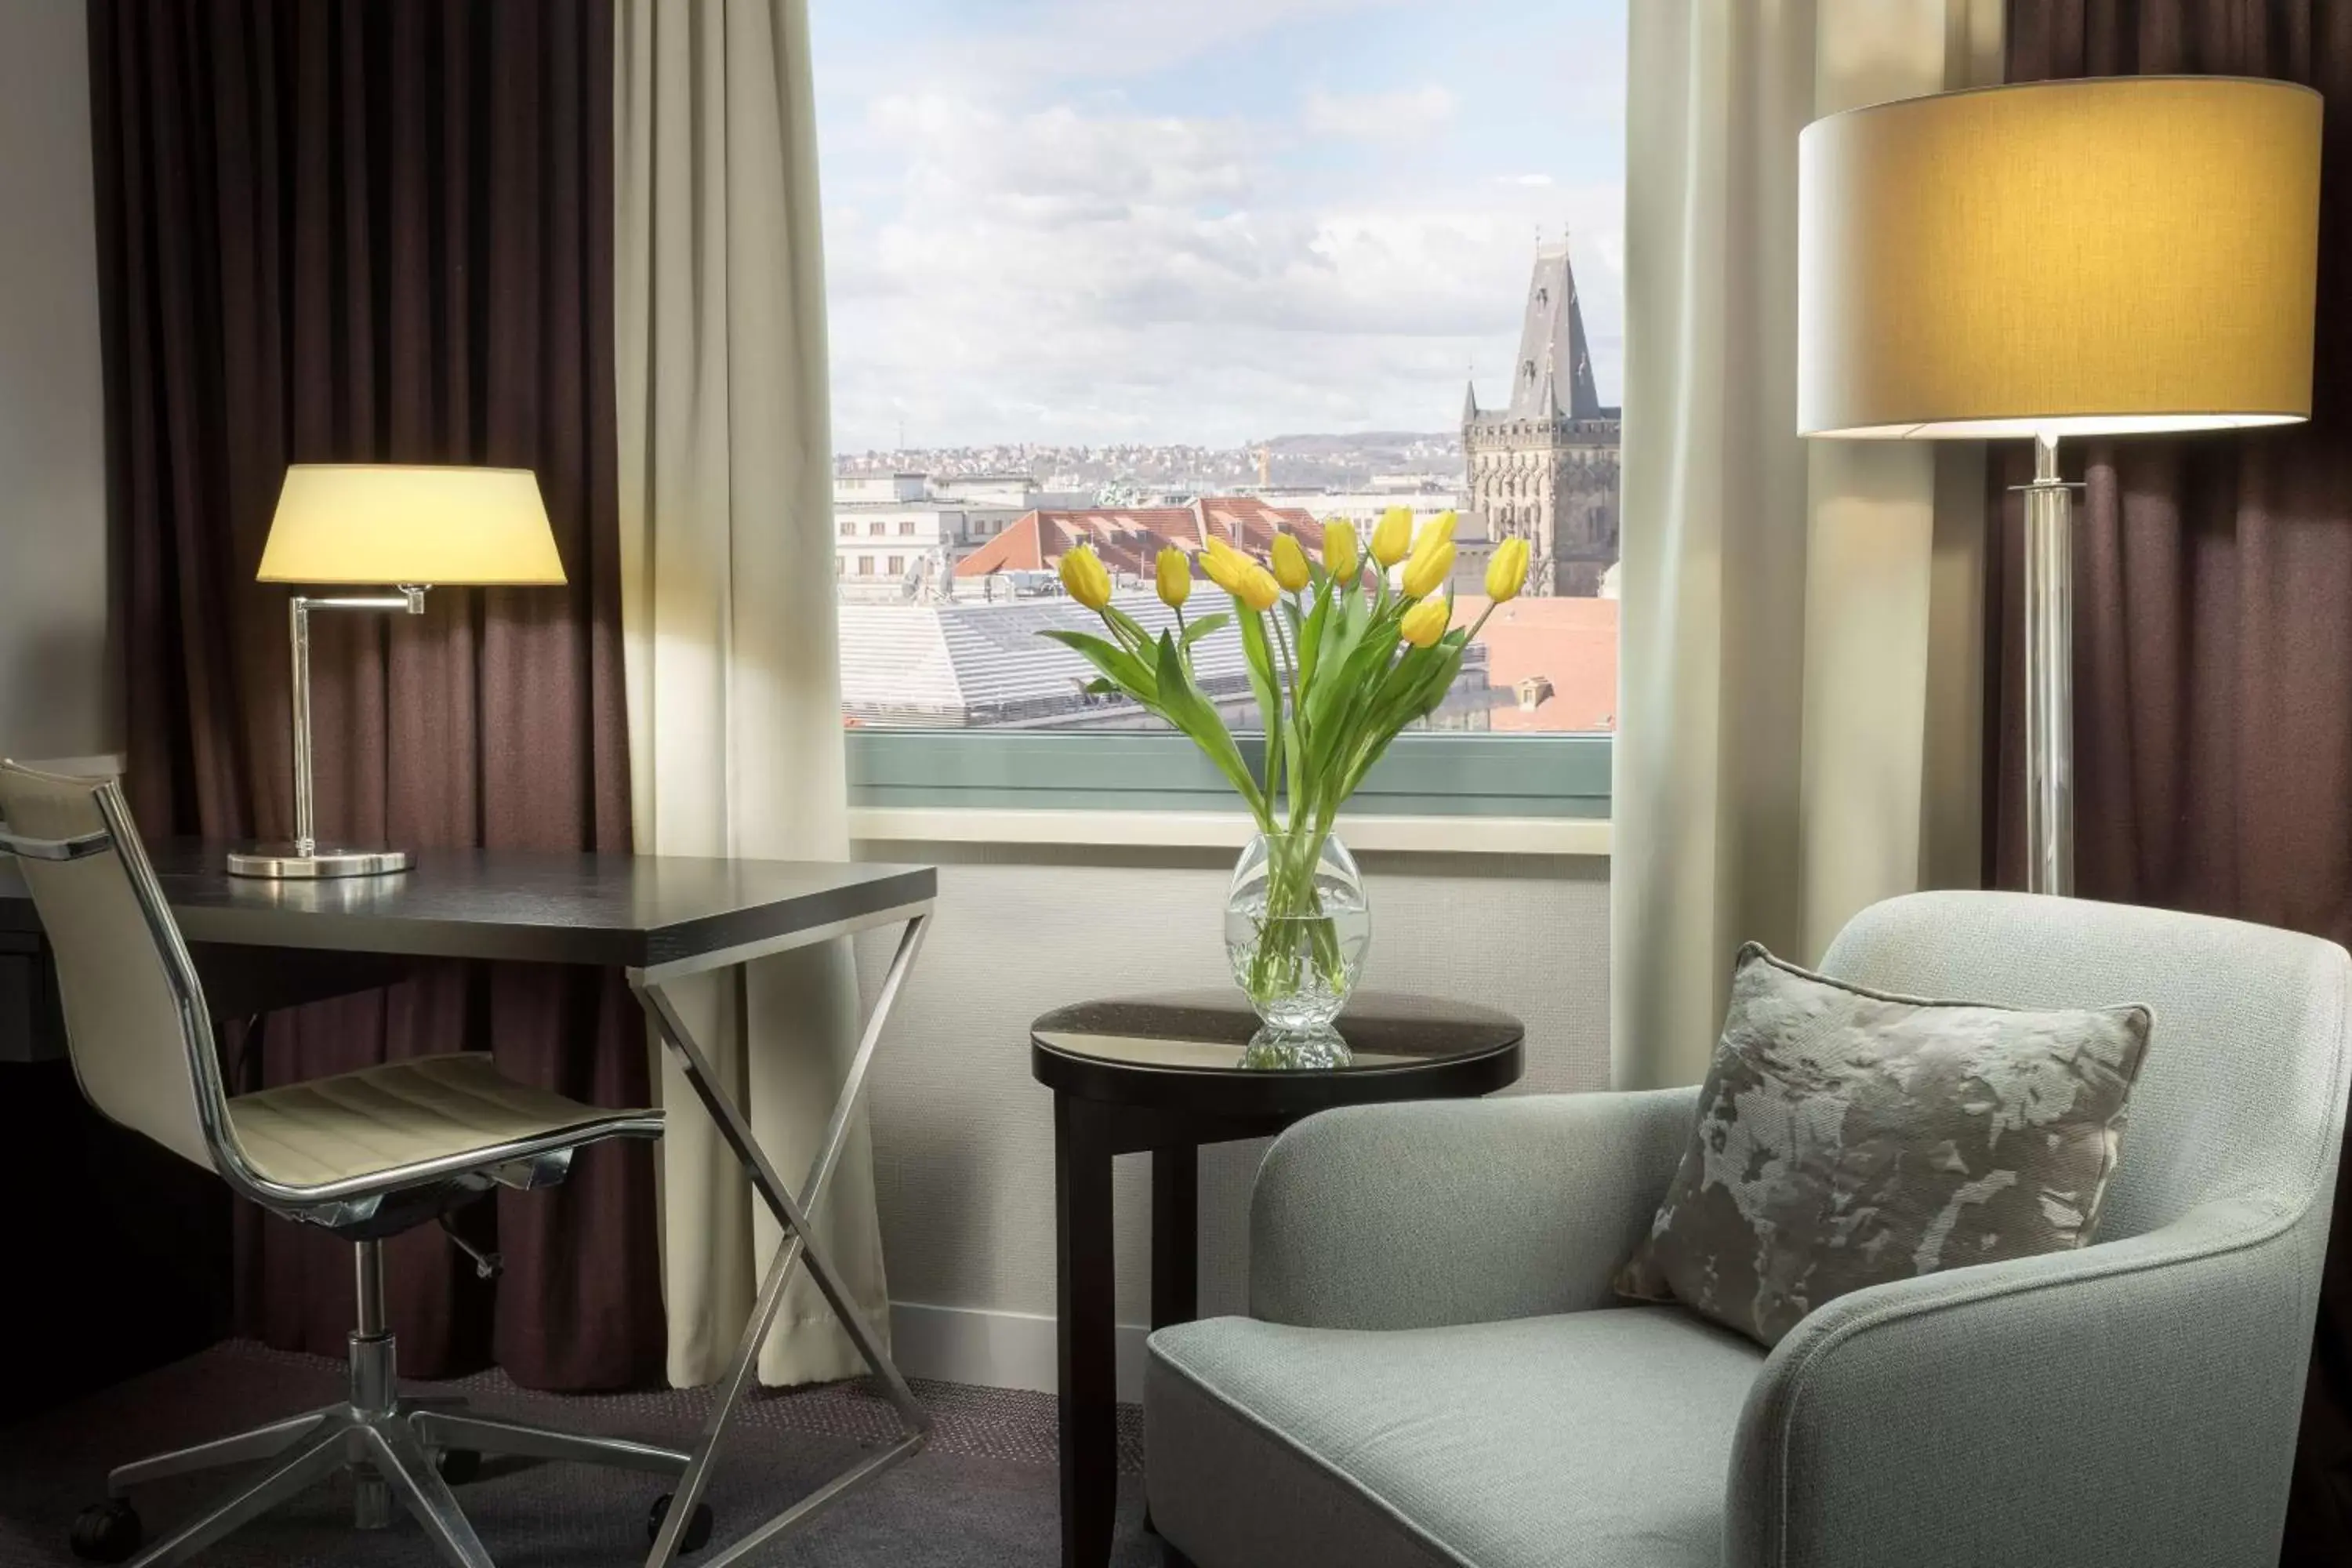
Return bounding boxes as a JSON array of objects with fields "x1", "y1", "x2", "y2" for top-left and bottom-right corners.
[
  {"x1": 71, "y1": 1498, "x2": 142, "y2": 1563},
  {"x1": 648, "y1": 1493, "x2": 714, "y2": 1553},
  {"x1": 435, "y1": 1447, "x2": 482, "y2": 1484}
]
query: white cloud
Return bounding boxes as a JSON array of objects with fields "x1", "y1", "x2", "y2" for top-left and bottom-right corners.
[
  {"x1": 967, "y1": 0, "x2": 1416, "y2": 86},
  {"x1": 1300, "y1": 85, "x2": 1456, "y2": 142},
  {"x1": 821, "y1": 58, "x2": 1624, "y2": 446}
]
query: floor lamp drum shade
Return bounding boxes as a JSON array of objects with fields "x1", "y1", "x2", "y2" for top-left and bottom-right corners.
[
  {"x1": 1798, "y1": 76, "x2": 2321, "y2": 440},
  {"x1": 230, "y1": 465, "x2": 567, "y2": 880},
  {"x1": 257, "y1": 465, "x2": 566, "y2": 586},
  {"x1": 1796, "y1": 75, "x2": 2321, "y2": 901}
]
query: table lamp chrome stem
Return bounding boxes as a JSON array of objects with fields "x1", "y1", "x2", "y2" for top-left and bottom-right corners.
[
  {"x1": 2021, "y1": 433, "x2": 2074, "y2": 897},
  {"x1": 225, "y1": 586, "x2": 428, "y2": 880}
]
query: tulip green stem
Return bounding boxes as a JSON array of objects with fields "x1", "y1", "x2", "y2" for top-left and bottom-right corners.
[{"x1": 1240, "y1": 827, "x2": 1348, "y2": 1014}]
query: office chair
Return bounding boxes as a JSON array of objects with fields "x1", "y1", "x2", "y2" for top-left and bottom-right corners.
[{"x1": 0, "y1": 760, "x2": 705, "y2": 1568}]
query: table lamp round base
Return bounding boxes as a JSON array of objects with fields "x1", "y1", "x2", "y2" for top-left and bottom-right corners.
[{"x1": 225, "y1": 844, "x2": 414, "y2": 880}]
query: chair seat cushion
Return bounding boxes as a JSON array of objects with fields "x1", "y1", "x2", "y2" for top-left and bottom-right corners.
[
  {"x1": 227, "y1": 1051, "x2": 655, "y2": 1188},
  {"x1": 1145, "y1": 1305, "x2": 1764, "y2": 1568}
]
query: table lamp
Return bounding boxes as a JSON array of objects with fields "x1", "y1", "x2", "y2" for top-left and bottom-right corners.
[
  {"x1": 226, "y1": 464, "x2": 566, "y2": 879},
  {"x1": 1798, "y1": 76, "x2": 2321, "y2": 895}
]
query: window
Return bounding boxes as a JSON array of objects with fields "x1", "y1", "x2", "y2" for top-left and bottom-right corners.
[
  {"x1": 839, "y1": 521, "x2": 854, "y2": 535},
  {"x1": 815, "y1": 0, "x2": 1624, "y2": 815},
  {"x1": 866, "y1": 521, "x2": 885, "y2": 536}
]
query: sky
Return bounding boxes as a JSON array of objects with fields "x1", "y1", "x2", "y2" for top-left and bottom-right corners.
[{"x1": 809, "y1": 0, "x2": 1627, "y2": 452}]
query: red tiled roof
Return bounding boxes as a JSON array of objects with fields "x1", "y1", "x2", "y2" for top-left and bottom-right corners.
[
  {"x1": 1455, "y1": 595, "x2": 1618, "y2": 733},
  {"x1": 953, "y1": 498, "x2": 1319, "y2": 579}
]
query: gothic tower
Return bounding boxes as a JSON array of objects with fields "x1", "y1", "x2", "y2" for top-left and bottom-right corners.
[{"x1": 1462, "y1": 238, "x2": 1621, "y2": 596}]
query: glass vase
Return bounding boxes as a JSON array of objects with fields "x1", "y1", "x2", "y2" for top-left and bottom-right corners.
[{"x1": 1223, "y1": 829, "x2": 1370, "y2": 1053}]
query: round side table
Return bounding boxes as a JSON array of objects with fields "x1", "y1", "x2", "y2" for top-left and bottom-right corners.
[{"x1": 1031, "y1": 989, "x2": 1525, "y2": 1568}]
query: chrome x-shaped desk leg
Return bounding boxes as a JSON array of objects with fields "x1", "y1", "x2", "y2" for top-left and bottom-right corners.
[{"x1": 630, "y1": 908, "x2": 934, "y2": 1568}]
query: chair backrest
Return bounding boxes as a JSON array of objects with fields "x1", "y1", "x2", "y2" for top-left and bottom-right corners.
[
  {"x1": 1819, "y1": 890, "x2": 2352, "y2": 1243},
  {"x1": 0, "y1": 762, "x2": 230, "y2": 1176}
]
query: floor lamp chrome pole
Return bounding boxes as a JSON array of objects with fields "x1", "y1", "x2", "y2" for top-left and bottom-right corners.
[
  {"x1": 1795, "y1": 76, "x2": 2320, "y2": 896},
  {"x1": 2020, "y1": 433, "x2": 2074, "y2": 895}
]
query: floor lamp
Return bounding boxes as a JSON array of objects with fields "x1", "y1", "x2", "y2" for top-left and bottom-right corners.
[{"x1": 1796, "y1": 76, "x2": 2321, "y2": 895}]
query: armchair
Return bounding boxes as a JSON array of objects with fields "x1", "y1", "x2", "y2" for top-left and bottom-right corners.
[{"x1": 1144, "y1": 891, "x2": 2352, "y2": 1568}]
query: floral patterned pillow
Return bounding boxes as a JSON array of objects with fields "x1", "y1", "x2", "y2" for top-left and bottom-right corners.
[{"x1": 1615, "y1": 943, "x2": 2152, "y2": 1348}]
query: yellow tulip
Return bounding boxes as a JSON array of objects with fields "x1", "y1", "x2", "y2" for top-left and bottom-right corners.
[
  {"x1": 1322, "y1": 518, "x2": 1359, "y2": 583},
  {"x1": 1413, "y1": 510, "x2": 1459, "y2": 556},
  {"x1": 1486, "y1": 536, "x2": 1530, "y2": 603},
  {"x1": 1399, "y1": 596, "x2": 1451, "y2": 648},
  {"x1": 1402, "y1": 539, "x2": 1455, "y2": 600},
  {"x1": 1270, "y1": 533, "x2": 1312, "y2": 593},
  {"x1": 1155, "y1": 546, "x2": 1192, "y2": 608},
  {"x1": 1199, "y1": 539, "x2": 1248, "y2": 594},
  {"x1": 1236, "y1": 564, "x2": 1282, "y2": 613},
  {"x1": 1059, "y1": 543, "x2": 1112, "y2": 611},
  {"x1": 1369, "y1": 506, "x2": 1413, "y2": 567}
]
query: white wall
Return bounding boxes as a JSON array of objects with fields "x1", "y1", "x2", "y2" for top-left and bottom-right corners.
[
  {"x1": 852, "y1": 839, "x2": 1609, "y2": 1394},
  {"x1": 0, "y1": 2, "x2": 112, "y2": 762}
]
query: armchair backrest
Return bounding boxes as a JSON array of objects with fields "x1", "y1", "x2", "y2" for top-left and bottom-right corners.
[
  {"x1": 0, "y1": 762, "x2": 230, "y2": 1177},
  {"x1": 1818, "y1": 890, "x2": 2351, "y2": 1242}
]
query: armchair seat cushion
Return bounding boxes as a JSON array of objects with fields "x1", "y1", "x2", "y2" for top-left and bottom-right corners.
[{"x1": 1145, "y1": 1305, "x2": 1764, "y2": 1568}]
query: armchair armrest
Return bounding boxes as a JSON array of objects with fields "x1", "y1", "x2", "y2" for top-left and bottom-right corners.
[
  {"x1": 1247, "y1": 1087, "x2": 1699, "y2": 1330},
  {"x1": 1728, "y1": 1197, "x2": 2316, "y2": 1568}
]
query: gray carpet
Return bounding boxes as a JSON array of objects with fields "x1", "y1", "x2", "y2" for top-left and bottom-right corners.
[{"x1": 0, "y1": 1342, "x2": 1161, "y2": 1566}]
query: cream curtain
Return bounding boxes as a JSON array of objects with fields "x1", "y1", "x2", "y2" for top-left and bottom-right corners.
[
  {"x1": 613, "y1": 0, "x2": 891, "y2": 1387},
  {"x1": 1612, "y1": 0, "x2": 2002, "y2": 1089}
]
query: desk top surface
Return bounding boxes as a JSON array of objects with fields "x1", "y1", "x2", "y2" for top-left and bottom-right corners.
[{"x1": 0, "y1": 843, "x2": 935, "y2": 971}]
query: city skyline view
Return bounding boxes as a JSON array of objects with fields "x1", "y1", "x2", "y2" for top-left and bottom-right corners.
[{"x1": 810, "y1": 0, "x2": 1627, "y2": 452}]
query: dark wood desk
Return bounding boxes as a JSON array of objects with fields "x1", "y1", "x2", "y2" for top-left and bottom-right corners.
[
  {"x1": 0, "y1": 841, "x2": 938, "y2": 1568},
  {"x1": 2, "y1": 841, "x2": 933, "y2": 968}
]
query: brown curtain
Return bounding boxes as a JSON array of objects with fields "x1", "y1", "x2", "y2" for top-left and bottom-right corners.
[
  {"x1": 86, "y1": 0, "x2": 664, "y2": 1390},
  {"x1": 1989, "y1": 2, "x2": 2352, "y2": 1558}
]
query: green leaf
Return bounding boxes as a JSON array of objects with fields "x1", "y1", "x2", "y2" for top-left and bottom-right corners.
[
  {"x1": 1180, "y1": 610, "x2": 1230, "y2": 650},
  {"x1": 1237, "y1": 612, "x2": 1285, "y2": 808},
  {"x1": 1040, "y1": 628, "x2": 1156, "y2": 700},
  {"x1": 1296, "y1": 590, "x2": 1330, "y2": 699},
  {"x1": 1101, "y1": 604, "x2": 1156, "y2": 653},
  {"x1": 1302, "y1": 593, "x2": 1374, "y2": 739},
  {"x1": 1152, "y1": 630, "x2": 1266, "y2": 820}
]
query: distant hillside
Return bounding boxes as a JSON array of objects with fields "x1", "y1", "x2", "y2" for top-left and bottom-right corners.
[{"x1": 1249, "y1": 431, "x2": 1458, "y2": 487}]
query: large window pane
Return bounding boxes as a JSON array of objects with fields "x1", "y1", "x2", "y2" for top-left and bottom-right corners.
[{"x1": 814, "y1": 0, "x2": 1624, "y2": 751}]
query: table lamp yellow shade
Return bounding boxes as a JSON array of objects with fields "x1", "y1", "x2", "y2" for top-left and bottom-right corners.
[
  {"x1": 256, "y1": 464, "x2": 567, "y2": 585},
  {"x1": 1798, "y1": 75, "x2": 2322, "y2": 439}
]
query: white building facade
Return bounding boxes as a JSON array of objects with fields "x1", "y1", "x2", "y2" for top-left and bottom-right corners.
[{"x1": 833, "y1": 473, "x2": 1087, "y2": 603}]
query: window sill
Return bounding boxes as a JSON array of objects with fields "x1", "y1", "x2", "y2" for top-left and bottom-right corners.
[{"x1": 845, "y1": 807, "x2": 1611, "y2": 858}]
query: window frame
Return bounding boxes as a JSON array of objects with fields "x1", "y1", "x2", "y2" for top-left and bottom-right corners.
[{"x1": 845, "y1": 730, "x2": 1610, "y2": 818}]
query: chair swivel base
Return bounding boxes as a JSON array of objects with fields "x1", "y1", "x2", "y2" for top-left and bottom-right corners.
[{"x1": 70, "y1": 1330, "x2": 706, "y2": 1568}]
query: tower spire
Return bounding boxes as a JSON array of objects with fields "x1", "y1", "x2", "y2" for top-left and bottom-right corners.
[{"x1": 1505, "y1": 233, "x2": 1602, "y2": 420}]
